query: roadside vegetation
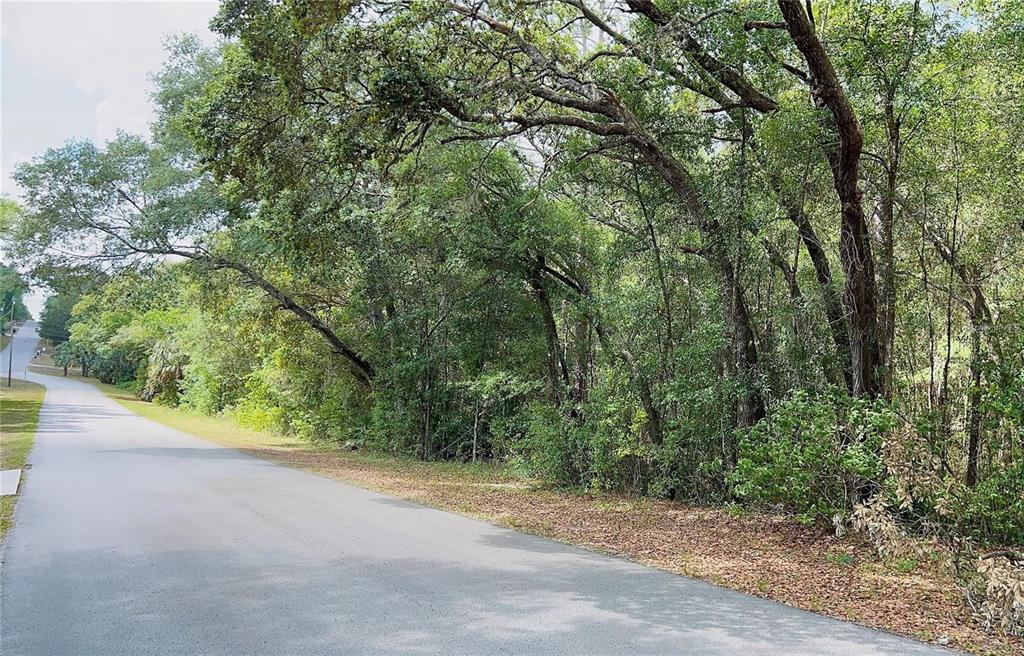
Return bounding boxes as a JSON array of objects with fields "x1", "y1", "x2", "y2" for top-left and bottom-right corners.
[
  {"x1": 3, "y1": 0, "x2": 1022, "y2": 650},
  {"x1": 1, "y1": 200, "x2": 33, "y2": 336},
  {"x1": 0, "y1": 381, "x2": 45, "y2": 539}
]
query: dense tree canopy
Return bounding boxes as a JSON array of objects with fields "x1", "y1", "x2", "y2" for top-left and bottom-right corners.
[
  {"x1": 0, "y1": 264, "x2": 31, "y2": 331},
  {"x1": 5, "y1": 2, "x2": 1023, "y2": 621}
]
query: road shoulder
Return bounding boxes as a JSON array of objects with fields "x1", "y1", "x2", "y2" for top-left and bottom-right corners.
[{"x1": 0, "y1": 380, "x2": 46, "y2": 541}]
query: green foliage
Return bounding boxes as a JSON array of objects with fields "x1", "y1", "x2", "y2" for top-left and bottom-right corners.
[
  {"x1": 959, "y1": 461, "x2": 1024, "y2": 545},
  {"x1": 730, "y1": 389, "x2": 894, "y2": 523},
  {"x1": 5, "y1": 0, "x2": 1023, "y2": 571},
  {"x1": 37, "y1": 294, "x2": 74, "y2": 342},
  {"x1": 892, "y1": 558, "x2": 920, "y2": 573},
  {"x1": 512, "y1": 404, "x2": 590, "y2": 484},
  {"x1": 826, "y1": 552, "x2": 856, "y2": 567},
  {"x1": 0, "y1": 264, "x2": 31, "y2": 330}
]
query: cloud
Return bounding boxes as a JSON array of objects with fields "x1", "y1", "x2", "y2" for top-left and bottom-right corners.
[
  {"x1": 2, "y1": 1, "x2": 218, "y2": 143},
  {"x1": 93, "y1": 93, "x2": 152, "y2": 142}
]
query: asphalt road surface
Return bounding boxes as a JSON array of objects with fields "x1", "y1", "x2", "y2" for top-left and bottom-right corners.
[
  {"x1": 0, "y1": 320, "x2": 40, "y2": 386},
  {"x1": 0, "y1": 321, "x2": 957, "y2": 655}
]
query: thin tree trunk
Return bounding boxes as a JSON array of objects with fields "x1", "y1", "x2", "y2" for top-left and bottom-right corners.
[
  {"x1": 921, "y1": 222, "x2": 991, "y2": 487},
  {"x1": 630, "y1": 136, "x2": 765, "y2": 426},
  {"x1": 787, "y1": 203, "x2": 853, "y2": 388},
  {"x1": 966, "y1": 309, "x2": 983, "y2": 487},
  {"x1": 472, "y1": 404, "x2": 480, "y2": 463},
  {"x1": 762, "y1": 238, "x2": 801, "y2": 301},
  {"x1": 878, "y1": 0, "x2": 919, "y2": 395},
  {"x1": 529, "y1": 259, "x2": 569, "y2": 407},
  {"x1": 879, "y1": 150, "x2": 898, "y2": 396},
  {"x1": 634, "y1": 165, "x2": 675, "y2": 352},
  {"x1": 540, "y1": 264, "x2": 667, "y2": 444}
]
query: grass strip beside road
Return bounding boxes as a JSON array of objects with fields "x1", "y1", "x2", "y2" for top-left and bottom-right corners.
[
  {"x1": 0, "y1": 380, "x2": 45, "y2": 540},
  {"x1": 90, "y1": 379, "x2": 514, "y2": 486},
  {"x1": 88, "y1": 379, "x2": 1016, "y2": 656}
]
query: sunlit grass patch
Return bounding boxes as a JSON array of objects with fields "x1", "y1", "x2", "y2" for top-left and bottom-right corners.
[{"x1": 0, "y1": 380, "x2": 45, "y2": 539}]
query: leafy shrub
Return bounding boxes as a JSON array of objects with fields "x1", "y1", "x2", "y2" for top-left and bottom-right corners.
[
  {"x1": 226, "y1": 398, "x2": 284, "y2": 433},
  {"x1": 179, "y1": 359, "x2": 230, "y2": 415},
  {"x1": 960, "y1": 461, "x2": 1024, "y2": 546},
  {"x1": 730, "y1": 388, "x2": 893, "y2": 523},
  {"x1": 366, "y1": 383, "x2": 423, "y2": 454},
  {"x1": 115, "y1": 379, "x2": 142, "y2": 395},
  {"x1": 510, "y1": 399, "x2": 658, "y2": 492},
  {"x1": 511, "y1": 404, "x2": 591, "y2": 484}
]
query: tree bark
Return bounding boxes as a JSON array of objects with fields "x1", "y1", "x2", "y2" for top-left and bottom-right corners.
[
  {"x1": 878, "y1": 111, "x2": 899, "y2": 396},
  {"x1": 785, "y1": 200, "x2": 853, "y2": 389},
  {"x1": 778, "y1": 0, "x2": 881, "y2": 400},
  {"x1": 529, "y1": 258, "x2": 570, "y2": 407},
  {"x1": 966, "y1": 308, "x2": 983, "y2": 487},
  {"x1": 199, "y1": 254, "x2": 376, "y2": 388}
]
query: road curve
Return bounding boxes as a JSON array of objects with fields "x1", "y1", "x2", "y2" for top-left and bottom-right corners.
[
  {"x1": 1, "y1": 323, "x2": 956, "y2": 655},
  {"x1": 0, "y1": 320, "x2": 41, "y2": 385}
]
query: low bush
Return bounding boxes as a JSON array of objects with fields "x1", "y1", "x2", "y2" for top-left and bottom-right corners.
[
  {"x1": 959, "y1": 460, "x2": 1024, "y2": 546},
  {"x1": 730, "y1": 388, "x2": 893, "y2": 524}
]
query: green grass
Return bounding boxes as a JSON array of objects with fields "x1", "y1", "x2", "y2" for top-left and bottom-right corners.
[
  {"x1": 0, "y1": 380, "x2": 45, "y2": 539},
  {"x1": 891, "y1": 557, "x2": 920, "y2": 573},
  {"x1": 85, "y1": 378, "x2": 514, "y2": 485},
  {"x1": 87, "y1": 380, "x2": 308, "y2": 451},
  {"x1": 825, "y1": 551, "x2": 856, "y2": 567}
]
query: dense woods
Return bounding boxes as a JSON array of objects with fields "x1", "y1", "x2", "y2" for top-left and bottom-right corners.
[{"x1": 4, "y1": 0, "x2": 1023, "y2": 633}]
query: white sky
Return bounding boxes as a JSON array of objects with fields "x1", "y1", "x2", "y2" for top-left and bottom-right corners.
[{"x1": 1, "y1": 0, "x2": 218, "y2": 315}]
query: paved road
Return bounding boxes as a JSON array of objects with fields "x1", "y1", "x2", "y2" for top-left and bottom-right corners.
[
  {"x1": 1, "y1": 323, "x2": 956, "y2": 655},
  {"x1": 0, "y1": 321, "x2": 40, "y2": 386}
]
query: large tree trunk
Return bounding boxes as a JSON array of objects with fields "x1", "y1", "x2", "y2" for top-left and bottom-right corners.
[{"x1": 779, "y1": 0, "x2": 882, "y2": 401}]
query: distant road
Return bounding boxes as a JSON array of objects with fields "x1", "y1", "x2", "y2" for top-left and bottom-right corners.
[
  {"x1": 0, "y1": 321, "x2": 40, "y2": 383},
  {"x1": 0, "y1": 322, "x2": 955, "y2": 655}
]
